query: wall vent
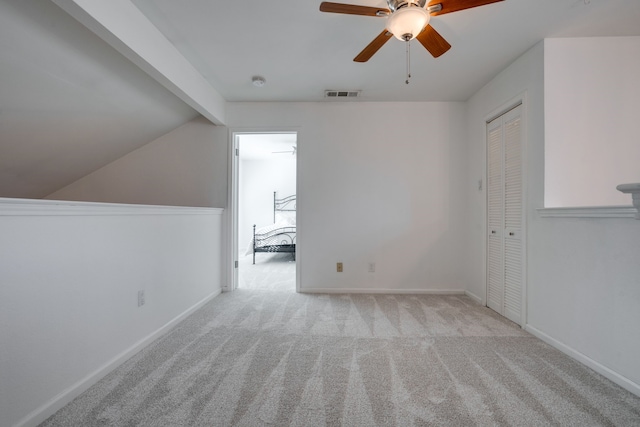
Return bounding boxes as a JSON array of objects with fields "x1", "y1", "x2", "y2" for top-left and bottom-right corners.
[{"x1": 324, "y1": 90, "x2": 361, "y2": 98}]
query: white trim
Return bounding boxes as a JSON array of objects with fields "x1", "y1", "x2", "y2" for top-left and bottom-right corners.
[
  {"x1": 300, "y1": 288, "x2": 465, "y2": 295},
  {"x1": 0, "y1": 198, "x2": 223, "y2": 217},
  {"x1": 520, "y1": 95, "x2": 529, "y2": 329},
  {"x1": 486, "y1": 100, "x2": 523, "y2": 124},
  {"x1": 525, "y1": 324, "x2": 640, "y2": 398},
  {"x1": 228, "y1": 128, "x2": 302, "y2": 294},
  {"x1": 14, "y1": 290, "x2": 222, "y2": 427},
  {"x1": 484, "y1": 93, "x2": 528, "y2": 327},
  {"x1": 464, "y1": 290, "x2": 483, "y2": 304},
  {"x1": 294, "y1": 133, "x2": 302, "y2": 294},
  {"x1": 225, "y1": 129, "x2": 239, "y2": 292},
  {"x1": 537, "y1": 206, "x2": 636, "y2": 218}
]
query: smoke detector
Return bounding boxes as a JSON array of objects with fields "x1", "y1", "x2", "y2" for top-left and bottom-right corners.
[{"x1": 252, "y1": 76, "x2": 266, "y2": 87}]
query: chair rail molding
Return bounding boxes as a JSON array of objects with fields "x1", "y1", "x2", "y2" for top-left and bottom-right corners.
[
  {"x1": 0, "y1": 198, "x2": 223, "y2": 216},
  {"x1": 617, "y1": 183, "x2": 640, "y2": 219}
]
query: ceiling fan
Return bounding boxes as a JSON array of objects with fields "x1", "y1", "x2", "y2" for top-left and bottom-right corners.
[
  {"x1": 319, "y1": 0, "x2": 504, "y2": 62},
  {"x1": 272, "y1": 146, "x2": 297, "y2": 156}
]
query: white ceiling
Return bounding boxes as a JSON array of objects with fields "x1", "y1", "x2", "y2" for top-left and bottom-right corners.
[
  {"x1": 131, "y1": 0, "x2": 640, "y2": 102},
  {"x1": 1, "y1": 0, "x2": 639, "y2": 199}
]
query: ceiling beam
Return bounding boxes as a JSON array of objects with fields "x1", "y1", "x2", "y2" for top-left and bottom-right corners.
[{"x1": 52, "y1": 0, "x2": 226, "y2": 125}]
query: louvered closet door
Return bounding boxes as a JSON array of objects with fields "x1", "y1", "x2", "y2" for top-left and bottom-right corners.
[
  {"x1": 503, "y1": 107, "x2": 522, "y2": 323},
  {"x1": 487, "y1": 105, "x2": 523, "y2": 325},
  {"x1": 486, "y1": 118, "x2": 504, "y2": 314}
]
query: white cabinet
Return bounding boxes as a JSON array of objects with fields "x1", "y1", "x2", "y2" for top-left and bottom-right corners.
[{"x1": 487, "y1": 105, "x2": 523, "y2": 325}]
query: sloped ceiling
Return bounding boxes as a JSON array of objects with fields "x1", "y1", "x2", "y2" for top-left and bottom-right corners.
[
  {"x1": 1, "y1": 0, "x2": 639, "y2": 199},
  {"x1": 0, "y1": 0, "x2": 198, "y2": 199}
]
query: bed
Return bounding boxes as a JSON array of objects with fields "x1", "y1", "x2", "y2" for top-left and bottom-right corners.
[{"x1": 250, "y1": 192, "x2": 296, "y2": 264}]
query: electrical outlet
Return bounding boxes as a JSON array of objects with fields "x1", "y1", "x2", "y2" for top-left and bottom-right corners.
[
  {"x1": 368, "y1": 262, "x2": 376, "y2": 273},
  {"x1": 337, "y1": 262, "x2": 343, "y2": 273},
  {"x1": 137, "y1": 290, "x2": 145, "y2": 307}
]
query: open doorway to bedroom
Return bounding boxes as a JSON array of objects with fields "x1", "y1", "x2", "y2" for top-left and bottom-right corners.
[{"x1": 236, "y1": 133, "x2": 297, "y2": 291}]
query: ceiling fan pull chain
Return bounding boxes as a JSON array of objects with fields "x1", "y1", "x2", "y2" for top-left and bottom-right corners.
[{"x1": 406, "y1": 40, "x2": 411, "y2": 85}]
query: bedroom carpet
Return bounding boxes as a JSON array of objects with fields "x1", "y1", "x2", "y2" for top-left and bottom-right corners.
[
  {"x1": 238, "y1": 252, "x2": 295, "y2": 291},
  {"x1": 40, "y1": 291, "x2": 640, "y2": 426}
]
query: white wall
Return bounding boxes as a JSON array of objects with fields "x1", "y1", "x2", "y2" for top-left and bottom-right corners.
[
  {"x1": 466, "y1": 41, "x2": 546, "y2": 304},
  {"x1": 239, "y1": 156, "x2": 296, "y2": 251},
  {"x1": 527, "y1": 217, "x2": 640, "y2": 392},
  {"x1": 466, "y1": 40, "x2": 640, "y2": 395},
  {"x1": 227, "y1": 101, "x2": 469, "y2": 293},
  {"x1": 46, "y1": 116, "x2": 228, "y2": 208},
  {"x1": 0, "y1": 198, "x2": 223, "y2": 427},
  {"x1": 544, "y1": 37, "x2": 640, "y2": 207}
]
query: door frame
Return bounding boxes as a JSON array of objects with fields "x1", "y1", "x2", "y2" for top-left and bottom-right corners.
[
  {"x1": 226, "y1": 128, "x2": 301, "y2": 292},
  {"x1": 483, "y1": 93, "x2": 528, "y2": 327}
]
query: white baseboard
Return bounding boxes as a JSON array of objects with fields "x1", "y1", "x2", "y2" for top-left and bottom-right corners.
[
  {"x1": 525, "y1": 324, "x2": 640, "y2": 398},
  {"x1": 464, "y1": 290, "x2": 483, "y2": 304},
  {"x1": 15, "y1": 289, "x2": 222, "y2": 427},
  {"x1": 300, "y1": 288, "x2": 466, "y2": 295}
]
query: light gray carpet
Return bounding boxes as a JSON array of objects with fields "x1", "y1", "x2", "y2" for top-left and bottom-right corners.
[
  {"x1": 41, "y1": 291, "x2": 640, "y2": 426},
  {"x1": 238, "y1": 252, "x2": 295, "y2": 291}
]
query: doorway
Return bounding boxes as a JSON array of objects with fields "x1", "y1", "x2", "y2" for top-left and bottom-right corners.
[{"x1": 231, "y1": 132, "x2": 297, "y2": 291}]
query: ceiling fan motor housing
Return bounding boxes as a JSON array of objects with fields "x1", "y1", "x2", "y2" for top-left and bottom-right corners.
[{"x1": 387, "y1": 0, "x2": 427, "y2": 12}]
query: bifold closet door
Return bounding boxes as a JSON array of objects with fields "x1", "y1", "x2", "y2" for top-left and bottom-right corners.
[
  {"x1": 487, "y1": 117, "x2": 504, "y2": 315},
  {"x1": 487, "y1": 105, "x2": 523, "y2": 325}
]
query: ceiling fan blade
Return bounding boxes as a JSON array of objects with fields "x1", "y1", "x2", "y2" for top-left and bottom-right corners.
[
  {"x1": 354, "y1": 30, "x2": 393, "y2": 62},
  {"x1": 416, "y1": 25, "x2": 451, "y2": 58},
  {"x1": 319, "y1": 2, "x2": 389, "y2": 17},
  {"x1": 272, "y1": 146, "x2": 297, "y2": 154},
  {"x1": 428, "y1": 0, "x2": 504, "y2": 16}
]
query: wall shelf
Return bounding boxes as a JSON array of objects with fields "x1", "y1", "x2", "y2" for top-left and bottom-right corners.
[
  {"x1": 537, "y1": 206, "x2": 637, "y2": 218},
  {"x1": 617, "y1": 183, "x2": 640, "y2": 219}
]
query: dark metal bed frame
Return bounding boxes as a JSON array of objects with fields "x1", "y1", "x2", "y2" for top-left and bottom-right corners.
[{"x1": 253, "y1": 192, "x2": 296, "y2": 264}]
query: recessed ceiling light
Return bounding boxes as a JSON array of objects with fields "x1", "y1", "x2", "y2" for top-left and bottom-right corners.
[{"x1": 252, "y1": 76, "x2": 266, "y2": 87}]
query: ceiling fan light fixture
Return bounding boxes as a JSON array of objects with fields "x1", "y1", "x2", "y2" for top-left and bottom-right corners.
[{"x1": 386, "y1": 6, "x2": 430, "y2": 41}]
